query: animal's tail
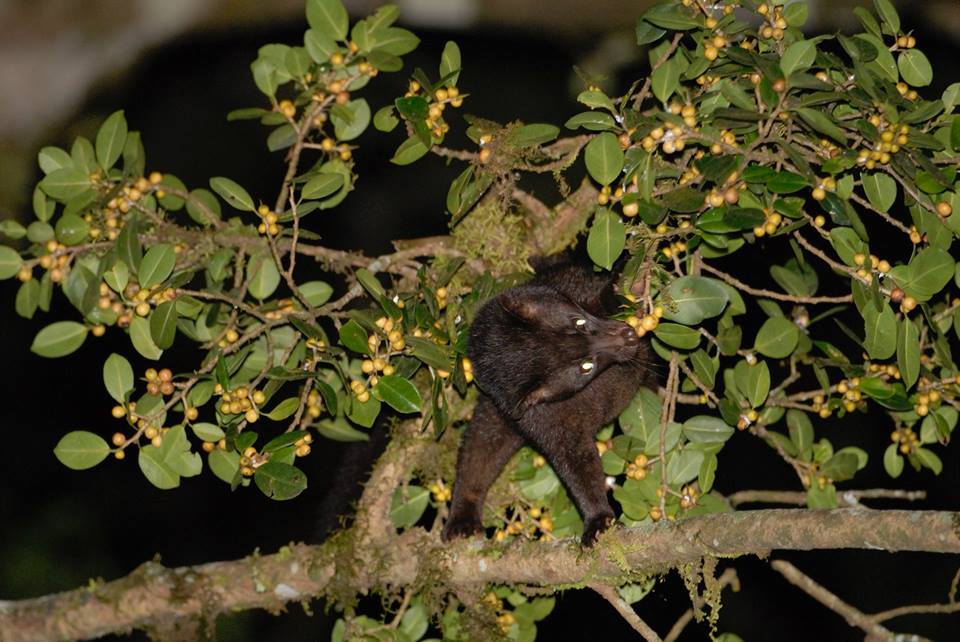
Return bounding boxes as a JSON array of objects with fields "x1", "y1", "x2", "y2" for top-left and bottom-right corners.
[{"x1": 310, "y1": 423, "x2": 389, "y2": 542}]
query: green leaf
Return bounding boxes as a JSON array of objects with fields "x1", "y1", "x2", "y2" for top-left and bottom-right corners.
[
  {"x1": 667, "y1": 449, "x2": 704, "y2": 485},
  {"x1": 138, "y1": 244, "x2": 176, "y2": 289},
  {"x1": 339, "y1": 319, "x2": 369, "y2": 354},
  {"x1": 862, "y1": 303, "x2": 896, "y2": 360},
  {"x1": 883, "y1": 443, "x2": 904, "y2": 478},
  {"x1": 300, "y1": 281, "x2": 334, "y2": 306},
  {"x1": 642, "y1": 3, "x2": 699, "y2": 30},
  {"x1": 390, "y1": 485, "x2": 429, "y2": 528},
  {"x1": 301, "y1": 172, "x2": 345, "y2": 200},
  {"x1": 371, "y1": 27, "x2": 419, "y2": 56},
  {"x1": 915, "y1": 448, "x2": 942, "y2": 475},
  {"x1": 659, "y1": 276, "x2": 729, "y2": 325},
  {"x1": 651, "y1": 55, "x2": 683, "y2": 104},
  {"x1": 373, "y1": 105, "x2": 399, "y2": 132},
  {"x1": 784, "y1": 2, "x2": 809, "y2": 26},
  {"x1": 130, "y1": 316, "x2": 163, "y2": 360},
  {"x1": 795, "y1": 108, "x2": 847, "y2": 144},
  {"x1": 248, "y1": 255, "x2": 281, "y2": 300},
  {"x1": 754, "y1": 317, "x2": 799, "y2": 358},
  {"x1": 255, "y1": 462, "x2": 307, "y2": 500},
  {"x1": 399, "y1": 603, "x2": 429, "y2": 642},
  {"x1": 820, "y1": 452, "x2": 859, "y2": 481},
  {"x1": 405, "y1": 336, "x2": 453, "y2": 370},
  {"x1": 209, "y1": 450, "x2": 240, "y2": 483},
  {"x1": 31, "y1": 321, "x2": 88, "y2": 358},
  {"x1": 898, "y1": 49, "x2": 932, "y2": 87},
  {"x1": 806, "y1": 483, "x2": 837, "y2": 509},
  {"x1": 348, "y1": 395, "x2": 380, "y2": 428},
  {"x1": 781, "y1": 40, "x2": 817, "y2": 76},
  {"x1": 150, "y1": 300, "x2": 178, "y2": 350},
  {"x1": 860, "y1": 172, "x2": 897, "y2": 212},
  {"x1": 565, "y1": 111, "x2": 618, "y2": 132},
  {"x1": 874, "y1": 0, "x2": 900, "y2": 33},
  {"x1": 306, "y1": 0, "x2": 348, "y2": 41},
  {"x1": 635, "y1": 19, "x2": 666, "y2": 46},
  {"x1": 38, "y1": 146, "x2": 74, "y2": 174},
  {"x1": 829, "y1": 227, "x2": 867, "y2": 266},
  {"x1": 787, "y1": 410, "x2": 814, "y2": 459},
  {"x1": 0, "y1": 246, "x2": 23, "y2": 279},
  {"x1": 514, "y1": 124, "x2": 560, "y2": 147},
  {"x1": 95, "y1": 110, "x2": 128, "y2": 169},
  {"x1": 331, "y1": 98, "x2": 371, "y2": 141},
  {"x1": 766, "y1": 171, "x2": 808, "y2": 194},
  {"x1": 586, "y1": 207, "x2": 625, "y2": 270},
  {"x1": 103, "y1": 353, "x2": 134, "y2": 404},
  {"x1": 191, "y1": 423, "x2": 225, "y2": 442},
  {"x1": 373, "y1": 375, "x2": 422, "y2": 413},
  {"x1": 439, "y1": 41, "x2": 461, "y2": 87},
  {"x1": 682, "y1": 415, "x2": 734, "y2": 444},
  {"x1": 892, "y1": 248, "x2": 954, "y2": 300},
  {"x1": 54, "y1": 431, "x2": 111, "y2": 470},
  {"x1": 116, "y1": 217, "x2": 142, "y2": 272},
  {"x1": 390, "y1": 136, "x2": 429, "y2": 165},
  {"x1": 584, "y1": 132, "x2": 624, "y2": 185},
  {"x1": 264, "y1": 397, "x2": 301, "y2": 421},
  {"x1": 316, "y1": 417, "x2": 369, "y2": 442},
  {"x1": 39, "y1": 168, "x2": 92, "y2": 201},
  {"x1": 653, "y1": 323, "x2": 701, "y2": 350},
  {"x1": 305, "y1": 29, "x2": 339, "y2": 63},
  {"x1": 0, "y1": 219, "x2": 27, "y2": 240},
  {"x1": 689, "y1": 349, "x2": 716, "y2": 389},
  {"x1": 744, "y1": 360, "x2": 771, "y2": 408},
  {"x1": 15, "y1": 279, "x2": 40, "y2": 319},
  {"x1": 209, "y1": 177, "x2": 255, "y2": 212},
  {"x1": 897, "y1": 317, "x2": 921, "y2": 390},
  {"x1": 55, "y1": 213, "x2": 89, "y2": 246},
  {"x1": 619, "y1": 388, "x2": 663, "y2": 444},
  {"x1": 267, "y1": 124, "x2": 297, "y2": 152}
]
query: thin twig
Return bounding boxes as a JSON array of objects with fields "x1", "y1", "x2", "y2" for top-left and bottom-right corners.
[
  {"x1": 699, "y1": 262, "x2": 853, "y2": 304},
  {"x1": 590, "y1": 584, "x2": 663, "y2": 642},
  {"x1": 770, "y1": 560, "x2": 901, "y2": 641}
]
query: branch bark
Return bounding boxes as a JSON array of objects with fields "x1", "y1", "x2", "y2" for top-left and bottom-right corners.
[{"x1": 2, "y1": 508, "x2": 959, "y2": 642}]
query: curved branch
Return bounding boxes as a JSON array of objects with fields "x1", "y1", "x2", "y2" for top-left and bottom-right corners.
[{"x1": 2, "y1": 508, "x2": 958, "y2": 642}]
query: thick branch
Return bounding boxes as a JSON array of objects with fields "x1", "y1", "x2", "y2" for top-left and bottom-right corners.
[{"x1": 3, "y1": 509, "x2": 959, "y2": 642}]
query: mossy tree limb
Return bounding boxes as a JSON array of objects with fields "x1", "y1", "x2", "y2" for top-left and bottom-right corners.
[{"x1": 2, "y1": 507, "x2": 958, "y2": 642}]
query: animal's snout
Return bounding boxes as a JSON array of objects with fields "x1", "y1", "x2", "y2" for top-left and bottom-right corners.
[
  {"x1": 618, "y1": 324, "x2": 639, "y2": 346},
  {"x1": 590, "y1": 320, "x2": 641, "y2": 357}
]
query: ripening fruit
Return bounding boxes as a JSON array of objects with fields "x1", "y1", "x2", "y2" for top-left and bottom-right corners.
[
  {"x1": 111, "y1": 405, "x2": 126, "y2": 418},
  {"x1": 936, "y1": 201, "x2": 952, "y2": 218}
]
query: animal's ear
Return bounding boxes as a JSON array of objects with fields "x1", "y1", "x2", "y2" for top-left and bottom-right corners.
[{"x1": 497, "y1": 290, "x2": 543, "y2": 322}]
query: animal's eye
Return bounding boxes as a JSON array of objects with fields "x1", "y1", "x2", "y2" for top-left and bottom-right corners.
[
  {"x1": 580, "y1": 360, "x2": 595, "y2": 373},
  {"x1": 574, "y1": 318, "x2": 587, "y2": 327}
]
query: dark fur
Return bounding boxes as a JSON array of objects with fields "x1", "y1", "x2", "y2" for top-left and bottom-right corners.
[{"x1": 443, "y1": 256, "x2": 654, "y2": 546}]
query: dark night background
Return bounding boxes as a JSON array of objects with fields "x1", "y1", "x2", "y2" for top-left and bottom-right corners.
[{"x1": 1, "y1": 2, "x2": 959, "y2": 640}]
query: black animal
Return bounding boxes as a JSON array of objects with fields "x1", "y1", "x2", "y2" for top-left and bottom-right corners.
[{"x1": 443, "y1": 255, "x2": 654, "y2": 547}]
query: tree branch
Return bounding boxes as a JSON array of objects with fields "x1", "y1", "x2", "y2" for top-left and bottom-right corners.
[{"x1": 3, "y1": 509, "x2": 959, "y2": 642}]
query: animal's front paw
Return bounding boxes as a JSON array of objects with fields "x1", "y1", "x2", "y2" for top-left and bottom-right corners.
[
  {"x1": 442, "y1": 515, "x2": 483, "y2": 542},
  {"x1": 581, "y1": 513, "x2": 615, "y2": 548}
]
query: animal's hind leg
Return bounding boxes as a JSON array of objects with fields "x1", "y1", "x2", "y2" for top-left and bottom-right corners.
[
  {"x1": 521, "y1": 423, "x2": 614, "y2": 547},
  {"x1": 443, "y1": 395, "x2": 524, "y2": 541}
]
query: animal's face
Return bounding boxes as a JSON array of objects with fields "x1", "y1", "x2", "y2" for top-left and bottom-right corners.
[{"x1": 468, "y1": 285, "x2": 640, "y2": 417}]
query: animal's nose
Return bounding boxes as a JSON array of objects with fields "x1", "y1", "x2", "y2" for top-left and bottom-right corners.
[{"x1": 619, "y1": 324, "x2": 639, "y2": 346}]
